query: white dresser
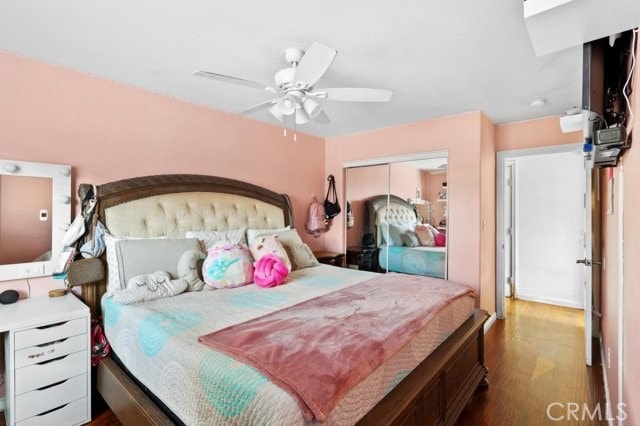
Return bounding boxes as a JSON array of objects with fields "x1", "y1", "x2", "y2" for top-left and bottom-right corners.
[{"x1": 0, "y1": 294, "x2": 91, "y2": 426}]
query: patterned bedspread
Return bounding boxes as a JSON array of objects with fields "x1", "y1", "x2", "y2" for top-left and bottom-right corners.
[{"x1": 103, "y1": 265, "x2": 474, "y2": 425}]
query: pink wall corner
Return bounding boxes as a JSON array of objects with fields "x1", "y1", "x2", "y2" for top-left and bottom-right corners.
[
  {"x1": 480, "y1": 113, "x2": 496, "y2": 314},
  {"x1": 599, "y1": 168, "x2": 620, "y2": 414},
  {"x1": 0, "y1": 51, "x2": 326, "y2": 293},
  {"x1": 621, "y1": 38, "x2": 640, "y2": 423},
  {"x1": 495, "y1": 116, "x2": 582, "y2": 152},
  {"x1": 326, "y1": 112, "x2": 484, "y2": 304}
]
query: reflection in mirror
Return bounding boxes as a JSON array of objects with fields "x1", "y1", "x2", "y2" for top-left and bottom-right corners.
[
  {"x1": 344, "y1": 152, "x2": 448, "y2": 278},
  {"x1": 0, "y1": 176, "x2": 53, "y2": 264},
  {"x1": 0, "y1": 160, "x2": 71, "y2": 281}
]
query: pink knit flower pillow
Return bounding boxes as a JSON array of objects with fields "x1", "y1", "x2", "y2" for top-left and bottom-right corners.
[{"x1": 253, "y1": 253, "x2": 289, "y2": 288}]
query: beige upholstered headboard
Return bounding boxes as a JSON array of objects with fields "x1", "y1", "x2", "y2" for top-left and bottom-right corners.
[
  {"x1": 77, "y1": 174, "x2": 293, "y2": 315},
  {"x1": 105, "y1": 192, "x2": 286, "y2": 238},
  {"x1": 362, "y1": 195, "x2": 419, "y2": 247},
  {"x1": 375, "y1": 203, "x2": 418, "y2": 246}
]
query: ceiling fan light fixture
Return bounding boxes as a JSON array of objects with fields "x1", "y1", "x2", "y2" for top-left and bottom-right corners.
[
  {"x1": 274, "y1": 97, "x2": 296, "y2": 115},
  {"x1": 269, "y1": 105, "x2": 285, "y2": 121},
  {"x1": 295, "y1": 104, "x2": 311, "y2": 124},
  {"x1": 302, "y1": 98, "x2": 321, "y2": 119}
]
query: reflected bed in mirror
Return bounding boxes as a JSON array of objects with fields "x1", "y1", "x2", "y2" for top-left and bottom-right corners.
[{"x1": 0, "y1": 160, "x2": 71, "y2": 281}]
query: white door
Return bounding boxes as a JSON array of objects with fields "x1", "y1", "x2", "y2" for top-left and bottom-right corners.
[
  {"x1": 578, "y1": 156, "x2": 594, "y2": 366},
  {"x1": 504, "y1": 164, "x2": 514, "y2": 298}
]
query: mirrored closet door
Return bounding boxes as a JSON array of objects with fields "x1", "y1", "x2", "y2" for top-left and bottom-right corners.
[{"x1": 344, "y1": 152, "x2": 448, "y2": 279}]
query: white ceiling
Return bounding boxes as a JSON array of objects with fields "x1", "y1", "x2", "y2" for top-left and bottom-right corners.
[{"x1": 0, "y1": 1, "x2": 583, "y2": 137}]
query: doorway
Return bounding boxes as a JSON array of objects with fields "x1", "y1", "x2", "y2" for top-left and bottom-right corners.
[{"x1": 496, "y1": 144, "x2": 584, "y2": 318}]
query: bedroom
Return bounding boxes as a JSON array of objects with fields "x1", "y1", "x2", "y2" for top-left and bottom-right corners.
[{"x1": 0, "y1": 1, "x2": 639, "y2": 425}]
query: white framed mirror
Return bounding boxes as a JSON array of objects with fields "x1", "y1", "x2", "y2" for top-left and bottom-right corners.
[{"x1": 0, "y1": 159, "x2": 71, "y2": 281}]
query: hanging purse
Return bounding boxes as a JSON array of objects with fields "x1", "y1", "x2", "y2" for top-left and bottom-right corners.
[{"x1": 323, "y1": 175, "x2": 341, "y2": 219}]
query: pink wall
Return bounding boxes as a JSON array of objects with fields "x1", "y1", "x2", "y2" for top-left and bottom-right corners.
[
  {"x1": 495, "y1": 116, "x2": 582, "y2": 152},
  {"x1": 600, "y1": 36, "x2": 640, "y2": 424},
  {"x1": 326, "y1": 112, "x2": 491, "y2": 310},
  {"x1": 0, "y1": 51, "x2": 326, "y2": 293},
  {"x1": 480, "y1": 113, "x2": 496, "y2": 313},
  {"x1": 0, "y1": 175, "x2": 52, "y2": 264}
]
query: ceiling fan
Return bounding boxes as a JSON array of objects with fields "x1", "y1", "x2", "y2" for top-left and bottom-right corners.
[{"x1": 194, "y1": 42, "x2": 392, "y2": 126}]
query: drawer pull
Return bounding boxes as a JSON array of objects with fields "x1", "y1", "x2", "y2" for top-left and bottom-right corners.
[
  {"x1": 37, "y1": 354, "x2": 68, "y2": 365},
  {"x1": 36, "y1": 403, "x2": 69, "y2": 417},
  {"x1": 36, "y1": 379, "x2": 68, "y2": 391},
  {"x1": 36, "y1": 321, "x2": 68, "y2": 330},
  {"x1": 37, "y1": 337, "x2": 68, "y2": 347}
]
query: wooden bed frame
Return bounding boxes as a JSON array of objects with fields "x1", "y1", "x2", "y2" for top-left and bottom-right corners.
[{"x1": 76, "y1": 174, "x2": 488, "y2": 426}]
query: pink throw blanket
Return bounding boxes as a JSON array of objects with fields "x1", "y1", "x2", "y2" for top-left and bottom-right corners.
[{"x1": 198, "y1": 273, "x2": 474, "y2": 422}]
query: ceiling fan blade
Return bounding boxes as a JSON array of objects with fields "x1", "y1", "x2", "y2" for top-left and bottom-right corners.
[
  {"x1": 240, "y1": 99, "x2": 280, "y2": 115},
  {"x1": 193, "y1": 70, "x2": 274, "y2": 92},
  {"x1": 312, "y1": 88, "x2": 393, "y2": 102},
  {"x1": 315, "y1": 110, "x2": 330, "y2": 125},
  {"x1": 293, "y1": 42, "x2": 337, "y2": 88}
]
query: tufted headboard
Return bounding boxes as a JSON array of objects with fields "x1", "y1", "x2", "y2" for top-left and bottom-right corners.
[
  {"x1": 362, "y1": 195, "x2": 418, "y2": 247},
  {"x1": 77, "y1": 174, "x2": 293, "y2": 315}
]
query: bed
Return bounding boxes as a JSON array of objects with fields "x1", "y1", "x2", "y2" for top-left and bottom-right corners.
[
  {"x1": 363, "y1": 195, "x2": 447, "y2": 279},
  {"x1": 75, "y1": 174, "x2": 487, "y2": 426}
]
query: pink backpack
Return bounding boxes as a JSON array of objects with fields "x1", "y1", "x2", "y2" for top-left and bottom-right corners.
[{"x1": 305, "y1": 196, "x2": 327, "y2": 237}]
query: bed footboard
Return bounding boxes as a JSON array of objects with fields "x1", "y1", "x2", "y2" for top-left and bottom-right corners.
[{"x1": 357, "y1": 309, "x2": 489, "y2": 426}]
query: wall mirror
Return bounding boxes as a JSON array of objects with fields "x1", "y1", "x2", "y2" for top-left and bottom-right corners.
[
  {"x1": 344, "y1": 151, "x2": 448, "y2": 278},
  {"x1": 0, "y1": 159, "x2": 71, "y2": 281}
]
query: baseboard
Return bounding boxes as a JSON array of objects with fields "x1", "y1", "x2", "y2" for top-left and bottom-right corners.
[
  {"x1": 483, "y1": 312, "x2": 497, "y2": 334},
  {"x1": 599, "y1": 335, "x2": 613, "y2": 426},
  {"x1": 515, "y1": 294, "x2": 583, "y2": 310}
]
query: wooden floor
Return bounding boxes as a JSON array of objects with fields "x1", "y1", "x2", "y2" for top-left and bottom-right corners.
[
  {"x1": 1, "y1": 298, "x2": 606, "y2": 426},
  {"x1": 456, "y1": 298, "x2": 606, "y2": 426}
]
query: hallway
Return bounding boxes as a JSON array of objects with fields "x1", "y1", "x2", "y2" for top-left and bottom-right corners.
[{"x1": 457, "y1": 299, "x2": 606, "y2": 425}]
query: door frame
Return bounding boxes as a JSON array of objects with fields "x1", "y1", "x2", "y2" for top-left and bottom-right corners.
[{"x1": 495, "y1": 143, "x2": 583, "y2": 319}]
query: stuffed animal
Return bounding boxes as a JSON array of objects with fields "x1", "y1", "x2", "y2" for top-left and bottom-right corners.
[
  {"x1": 203, "y1": 242, "x2": 254, "y2": 289},
  {"x1": 253, "y1": 253, "x2": 289, "y2": 288},
  {"x1": 177, "y1": 249, "x2": 207, "y2": 291}
]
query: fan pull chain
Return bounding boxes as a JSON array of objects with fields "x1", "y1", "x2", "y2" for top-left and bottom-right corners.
[{"x1": 294, "y1": 118, "x2": 297, "y2": 142}]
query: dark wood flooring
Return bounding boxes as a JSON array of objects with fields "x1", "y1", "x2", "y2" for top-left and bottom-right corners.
[
  {"x1": 456, "y1": 298, "x2": 606, "y2": 426},
  {"x1": 2, "y1": 298, "x2": 606, "y2": 426}
]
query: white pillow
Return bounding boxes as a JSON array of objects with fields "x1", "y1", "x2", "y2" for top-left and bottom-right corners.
[
  {"x1": 105, "y1": 233, "x2": 157, "y2": 294},
  {"x1": 246, "y1": 226, "x2": 291, "y2": 244},
  {"x1": 185, "y1": 228, "x2": 247, "y2": 249}
]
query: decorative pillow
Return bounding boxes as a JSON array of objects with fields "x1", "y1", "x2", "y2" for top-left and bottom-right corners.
[
  {"x1": 380, "y1": 226, "x2": 400, "y2": 246},
  {"x1": 202, "y1": 242, "x2": 254, "y2": 289},
  {"x1": 249, "y1": 235, "x2": 292, "y2": 272},
  {"x1": 253, "y1": 253, "x2": 289, "y2": 288},
  {"x1": 434, "y1": 232, "x2": 447, "y2": 247},
  {"x1": 114, "y1": 237, "x2": 203, "y2": 292},
  {"x1": 104, "y1": 233, "x2": 166, "y2": 294},
  {"x1": 185, "y1": 228, "x2": 247, "y2": 249},
  {"x1": 254, "y1": 228, "x2": 318, "y2": 270},
  {"x1": 112, "y1": 271, "x2": 188, "y2": 305},
  {"x1": 426, "y1": 224, "x2": 440, "y2": 238},
  {"x1": 246, "y1": 226, "x2": 291, "y2": 244},
  {"x1": 177, "y1": 249, "x2": 207, "y2": 291},
  {"x1": 414, "y1": 225, "x2": 435, "y2": 246},
  {"x1": 401, "y1": 230, "x2": 421, "y2": 247},
  {"x1": 388, "y1": 224, "x2": 407, "y2": 246},
  {"x1": 284, "y1": 242, "x2": 320, "y2": 270}
]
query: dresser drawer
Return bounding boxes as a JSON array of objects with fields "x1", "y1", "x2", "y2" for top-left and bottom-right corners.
[
  {"x1": 17, "y1": 397, "x2": 88, "y2": 426},
  {"x1": 14, "y1": 317, "x2": 86, "y2": 350},
  {"x1": 15, "y1": 374, "x2": 87, "y2": 422},
  {"x1": 15, "y1": 350, "x2": 87, "y2": 395},
  {"x1": 15, "y1": 334, "x2": 87, "y2": 368}
]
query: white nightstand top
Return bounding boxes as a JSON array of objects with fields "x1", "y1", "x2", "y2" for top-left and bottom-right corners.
[{"x1": 0, "y1": 294, "x2": 89, "y2": 333}]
